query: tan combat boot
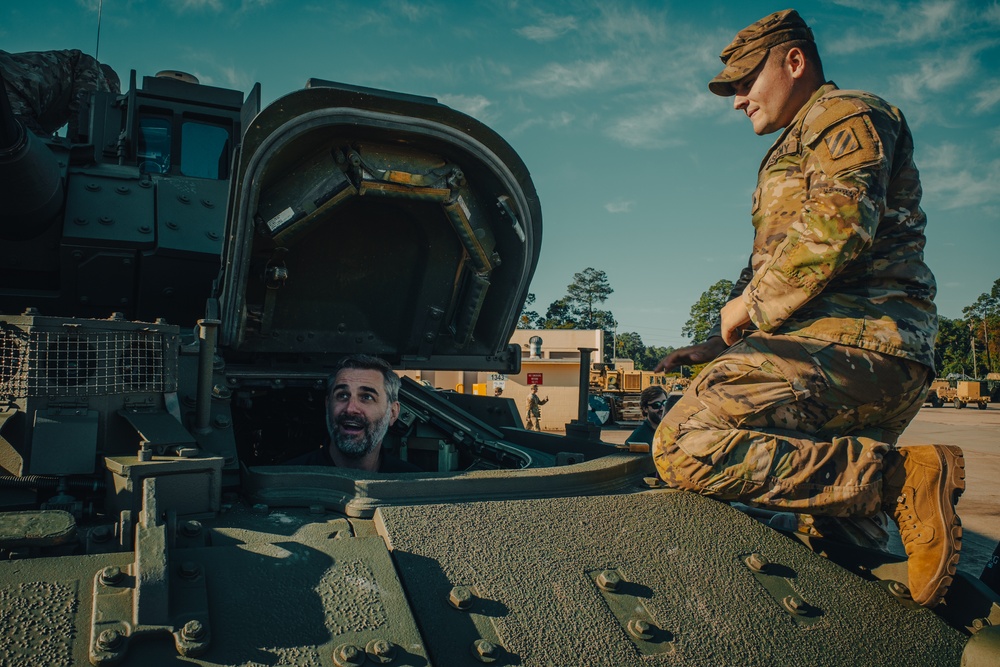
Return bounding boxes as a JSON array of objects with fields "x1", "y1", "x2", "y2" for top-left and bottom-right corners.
[{"x1": 882, "y1": 444, "x2": 965, "y2": 607}]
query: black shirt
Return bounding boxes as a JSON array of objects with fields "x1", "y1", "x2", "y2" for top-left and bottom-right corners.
[{"x1": 627, "y1": 420, "x2": 656, "y2": 445}]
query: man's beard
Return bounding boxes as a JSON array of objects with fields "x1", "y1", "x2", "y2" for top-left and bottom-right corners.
[{"x1": 327, "y1": 408, "x2": 394, "y2": 460}]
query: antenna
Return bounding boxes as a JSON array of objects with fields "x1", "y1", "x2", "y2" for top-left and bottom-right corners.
[{"x1": 95, "y1": 0, "x2": 104, "y2": 60}]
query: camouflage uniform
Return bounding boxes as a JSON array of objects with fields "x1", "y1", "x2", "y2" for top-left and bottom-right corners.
[
  {"x1": 654, "y1": 84, "x2": 937, "y2": 520},
  {"x1": 0, "y1": 49, "x2": 120, "y2": 138},
  {"x1": 524, "y1": 392, "x2": 547, "y2": 431}
]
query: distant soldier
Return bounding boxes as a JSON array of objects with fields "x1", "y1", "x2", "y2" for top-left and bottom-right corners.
[
  {"x1": 627, "y1": 386, "x2": 670, "y2": 446},
  {"x1": 0, "y1": 49, "x2": 120, "y2": 139},
  {"x1": 524, "y1": 384, "x2": 548, "y2": 431}
]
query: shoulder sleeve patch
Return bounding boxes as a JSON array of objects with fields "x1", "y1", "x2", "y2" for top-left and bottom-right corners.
[
  {"x1": 802, "y1": 96, "x2": 869, "y2": 145},
  {"x1": 811, "y1": 116, "x2": 880, "y2": 176}
]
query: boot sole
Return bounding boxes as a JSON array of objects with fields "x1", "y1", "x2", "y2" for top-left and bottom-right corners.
[{"x1": 917, "y1": 444, "x2": 965, "y2": 607}]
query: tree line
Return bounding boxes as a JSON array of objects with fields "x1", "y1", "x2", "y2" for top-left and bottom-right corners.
[
  {"x1": 518, "y1": 267, "x2": 674, "y2": 369},
  {"x1": 521, "y1": 269, "x2": 1000, "y2": 380}
]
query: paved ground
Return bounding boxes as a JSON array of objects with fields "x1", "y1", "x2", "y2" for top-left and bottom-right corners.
[{"x1": 592, "y1": 404, "x2": 1000, "y2": 580}]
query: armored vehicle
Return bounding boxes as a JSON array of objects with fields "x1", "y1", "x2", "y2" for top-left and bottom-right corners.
[{"x1": 1, "y1": 69, "x2": 998, "y2": 666}]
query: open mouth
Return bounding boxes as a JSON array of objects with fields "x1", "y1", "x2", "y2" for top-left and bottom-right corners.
[{"x1": 337, "y1": 416, "x2": 368, "y2": 435}]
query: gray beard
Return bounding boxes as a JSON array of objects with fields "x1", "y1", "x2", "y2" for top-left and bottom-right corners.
[{"x1": 327, "y1": 408, "x2": 393, "y2": 460}]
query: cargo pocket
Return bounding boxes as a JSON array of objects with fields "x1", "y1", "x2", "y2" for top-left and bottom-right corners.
[{"x1": 676, "y1": 336, "x2": 819, "y2": 458}]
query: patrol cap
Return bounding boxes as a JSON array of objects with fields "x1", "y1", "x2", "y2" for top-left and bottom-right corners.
[{"x1": 708, "y1": 9, "x2": 814, "y2": 97}]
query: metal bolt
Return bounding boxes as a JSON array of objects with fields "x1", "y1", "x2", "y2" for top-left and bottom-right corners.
[
  {"x1": 100, "y1": 566, "x2": 123, "y2": 586},
  {"x1": 745, "y1": 552, "x2": 769, "y2": 573},
  {"x1": 887, "y1": 580, "x2": 911, "y2": 599},
  {"x1": 181, "y1": 520, "x2": 202, "y2": 537},
  {"x1": 99, "y1": 216, "x2": 114, "y2": 225},
  {"x1": 178, "y1": 561, "x2": 201, "y2": 580},
  {"x1": 782, "y1": 595, "x2": 809, "y2": 615},
  {"x1": 627, "y1": 618, "x2": 653, "y2": 640},
  {"x1": 449, "y1": 585, "x2": 473, "y2": 610},
  {"x1": 471, "y1": 639, "x2": 498, "y2": 663},
  {"x1": 333, "y1": 643, "x2": 366, "y2": 667},
  {"x1": 96, "y1": 629, "x2": 123, "y2": 651},
  {"x1": 181, "y1": 619, "x2": 206, "y2": 641},
  {"x1": 597, "y1": 569, "x2": 621, "y2": 592},
  {"x1": 366, "y1": 638, "x2": 397, "y2": 663},
  {"x1": 971, "y1": 617, "x2": 990, "y2": 632}
]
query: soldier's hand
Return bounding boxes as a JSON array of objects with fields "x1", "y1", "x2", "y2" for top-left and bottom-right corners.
[
  {"x1": 654, "y1": 337, "x2": 727, "y2": 372},
  {"x1": 720, "y1": 297, "x2": 752, "y2": 346}
]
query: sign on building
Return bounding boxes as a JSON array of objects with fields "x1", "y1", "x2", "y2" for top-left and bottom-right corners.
[
  {"x1": 490, "y1": 372, "x2": 506, "y2": 391},
  {"x1": 526, "y1": 372, "x2": 543, "y2": 385}
]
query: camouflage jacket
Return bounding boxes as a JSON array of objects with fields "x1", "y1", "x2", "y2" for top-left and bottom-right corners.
[
  {"x1": 0, "y1": 49, "x2": 119, "y2": 137},
  {"x1": 720, "y1": 83, "x2": 937, "y2": 369}
]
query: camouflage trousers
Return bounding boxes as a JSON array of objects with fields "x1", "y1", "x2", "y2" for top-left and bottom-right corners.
[{"x1": 652, "y1": 333, "x2": 930, "y2": 518}]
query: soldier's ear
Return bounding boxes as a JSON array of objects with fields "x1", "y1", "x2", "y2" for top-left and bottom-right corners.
[{"x1": 785, "y1": 47, "x2": 808, "y2": 80}]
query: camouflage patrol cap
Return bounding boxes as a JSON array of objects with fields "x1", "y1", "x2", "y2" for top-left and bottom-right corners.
[{"x1": 708, "y1": 9, "x2": 814, "y2": 97}]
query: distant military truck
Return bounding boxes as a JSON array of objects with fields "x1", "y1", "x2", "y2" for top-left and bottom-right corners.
[
  {"x1": 955, "y1": 380, "x2": 990, "y2": 410},
  {"x1": 926, "y1": 379, "x2": 990, "y2": 409}
]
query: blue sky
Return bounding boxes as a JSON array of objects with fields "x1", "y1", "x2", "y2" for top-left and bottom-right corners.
[{"x1": 5, "y1": 0, "x2": 999, "y2": 350}]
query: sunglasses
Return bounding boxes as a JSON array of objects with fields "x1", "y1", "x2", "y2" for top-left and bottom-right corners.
[{"x1": 647, "y1": 400, "x2": 669, "y2": 410}]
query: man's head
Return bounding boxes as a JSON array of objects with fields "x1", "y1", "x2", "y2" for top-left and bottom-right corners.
[
  {"x1": 494, "y1": 386, "x2": 503, "y2": 396},
  {"x1": 531, "y1": 384, "x2": 538, "y2": 394},
  {"x1": 709, "y1": 9, "x2": 825, "y2": 135},
  {"x1": 639, "y1": 386, "x2": 669, "y2": 427},
  {"x1": 326, "y1": 354, "x2": 400, "y2": 463}
]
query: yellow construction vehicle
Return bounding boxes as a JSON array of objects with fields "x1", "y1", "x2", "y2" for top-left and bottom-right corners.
[{"x1": 589, "y1": 364, "x2": 688, "y2": 423}]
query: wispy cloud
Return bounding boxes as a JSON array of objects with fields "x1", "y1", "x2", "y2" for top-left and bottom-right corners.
[
  {"x1": 605, "y1": 201, "x2": 633, "y2": 214},
  {"x1": 509, "y1": 110, "x2": 575, "y2": 136},
  {"x1": 176, "y1": 0, "x2": 224, "y2": 11},
  {"x1": 592, "y1": 4, "x2": 668, "y2": 43},
  {"x1": 436, "y1": 93, "x2": 497, "y2": 123},
  {"x1": 972, "y1": 81, "x2": 1000, "y2": 114},
  {"x1": 517, "y1": 14, "x2": 578, "y2": 42},
  {"x1": 519, "y1": 59, "x2": 615, "y2": 96},
  {"x1": 177, "y1": 47, "x2": 254, "y2": 91},
  {"x1": 921, "y1": 142, "x2": 1000, "y2": 210},
  {"x1": 826, "y1": 0, "x2": 1000, "y2": 54},
  {"x1": 606, "y1": 91, "x2": 716, "y2": 148},
  {"x1": 389, "y1": 0, "x2": 429, "y2": 22},
  {"x1": 889, "y1": 46, "x2": 979, "y2": 102}
]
